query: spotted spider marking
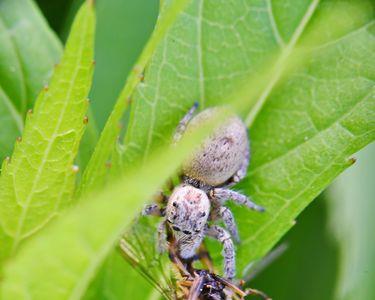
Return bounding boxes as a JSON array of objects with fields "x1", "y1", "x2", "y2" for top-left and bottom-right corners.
[{"x1": 181, "y1": 107, "x2": 250, "y2": 187}]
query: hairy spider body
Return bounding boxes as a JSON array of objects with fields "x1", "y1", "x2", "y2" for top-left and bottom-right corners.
[
  {"x1": 143, "y1": 104, "x2": 264, "y2": 279},
  {"x1": 166, "y1": 185, "x2": 210, "y2": 259},
  {"x1": 182, "y1": 107, "x2": 249, "y2": 187}
]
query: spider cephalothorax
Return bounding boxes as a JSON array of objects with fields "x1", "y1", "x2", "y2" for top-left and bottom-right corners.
[
  {"x1": 143, "y1": 104, "x2": 264, "y2": 280},
  {"x1": 165, "y1": 185, "x2": 210, "y2": 259}
]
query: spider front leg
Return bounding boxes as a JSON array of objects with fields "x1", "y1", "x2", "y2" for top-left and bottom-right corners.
[
  {"x1": 173, "y1": 102, "x2": 198, "y2": 144},
  {"x1": 211, "y1": 205, "x2": 240, "y2": 243},
  {"x1": 219, "y1": 206, "x2": 240, "y2": 243},
  {"x1": 211, "y1": 188, "x2": 265, "y2": 212},
  {"x1": 205, "y1": 225, "x2": 235, "y2": 279}
]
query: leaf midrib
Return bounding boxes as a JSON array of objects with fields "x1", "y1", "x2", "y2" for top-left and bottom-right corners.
[
  {"x1": 242, "y1": 90, "x2": 372, "y2": 249},
  {"x1": 142, "y1": 43, "x2": 168, "y2": 162},
  {"x1": 10, "y1": 15, "x2": 89, "y2": 252},
  {"x1": 311, "y1": 20, "x2": 374, "y2": 51},
  {"x1": 249, "y1": 79, "x2": 374, "y2": 175},
  {"x1": 69, "y1": 226, "x2": 122, "y2": 300},
  {"x1": 245, "y1": 0, "x2": 320, "y2": 127}
]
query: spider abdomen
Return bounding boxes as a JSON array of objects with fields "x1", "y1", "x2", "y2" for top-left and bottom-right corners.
[{"x1": 182, "y1": 107, "x2": 249, "y2": 186}]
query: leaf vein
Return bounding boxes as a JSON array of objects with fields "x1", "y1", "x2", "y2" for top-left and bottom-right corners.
[
  {"x1": 312, "y1": 20, "x2": 374, "y2": 51},
  {"x1": 10, "y1": 15, "x2": 89, "y2": 250},
  {"x1": 245, "y1": 0, "x2": 320, "y2": 127},
  {"x1": 266, "y1": 0, "x2": 285, "y2": 47},
  {"x1": 249, "y1": 89, "x2": 372, "y2": 175}
]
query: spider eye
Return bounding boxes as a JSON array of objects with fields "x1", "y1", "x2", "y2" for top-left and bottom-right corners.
[
  {"x1": 183, "y1": 230, "x2": 191, "y2": 235},
  {"x1": 172, "y1": 202, "x2": 178, "y2": 207},
  {"x1": 172, "y1": 226, "x2": 180, "y2": 231}
]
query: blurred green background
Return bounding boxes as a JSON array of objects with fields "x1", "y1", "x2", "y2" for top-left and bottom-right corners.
[
  {"x1": 36, "y1": 0, "x2": 158, "y2": 129},
  {"x1": 34, "y1": 1, "x2": 374, "y2": 299}
]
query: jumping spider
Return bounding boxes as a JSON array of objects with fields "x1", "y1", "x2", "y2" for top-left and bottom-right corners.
[{"x1": 143, "y1": 104, "x2": 264, "y2": 279}]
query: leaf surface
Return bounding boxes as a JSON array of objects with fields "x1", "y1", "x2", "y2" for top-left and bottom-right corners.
[
  {"x1": 122, "y1": 0, "x2": 316, "y2": 165},
  {"x1": 77, "y1": 0, "x2": 192, "y2": 197},
  {"x1": 0, "y1": 112, "x2": 225, "y2": 300},
  {"x1": 119, "y1": 0, "x2": 375, "y2": 278},
  {"x1": 232, "y1": 1, "x2": 375, "y2": 274},
  {"x1": 83, "y1": 249, "x2": 156, "y2": 300},
  {"x1": 1, "y1": 1, "x2": 374, "y2": 298},
  {"x1": 0, "y1": 1, "x2": 95, "y2": 263},
  {"x1": 0, "y1": 0, "x2": 62, "y2": 160}
]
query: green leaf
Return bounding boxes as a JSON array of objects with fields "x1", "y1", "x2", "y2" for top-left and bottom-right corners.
[
  {"x1": 119, "y1": 217, "x2": 178, "y2": 300},
  {"x1": 75, "y1": 109, "x2": 99, "y2": 177},
  {"x1": 118, "y1": 0, "x2": 375, "y2": 279},
  {"x1": 328, "y1": 144, "x2": 375, "y2": 300},
  {"x1": 0, "y1": 114, "x2": 225, "y2": 300},
  {"x1": 122, "y1": 0, "x2": 297, "y2": 165},
  {"x1": 79, "y1": 1, "x2": 159, "y2": 296},
  {"x1": 2, "y1": 0, "x2": 373, "y2": 298},
  {"x1": 0, "y1": 1, "x2": 95, "y2": 263},
  {"x1": 232, "y1": 1, "x2": 375, "y2": 275},
  {"x1": 88, "y1": 0, "x2": 158, "y2": 128},
  {"x1": 77, "y1": 0, "x2": 192, "y2": 197},
  {"x1": 83, "y1": 249, "x2": 156, "y2": 300},
  {"x1": 0, "y1": 0, "x2": 62, "y2": 160}
]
